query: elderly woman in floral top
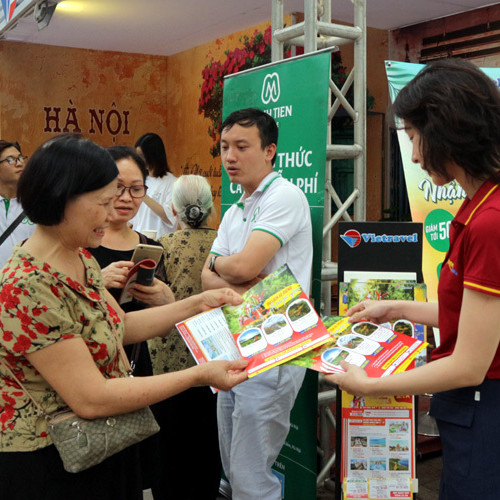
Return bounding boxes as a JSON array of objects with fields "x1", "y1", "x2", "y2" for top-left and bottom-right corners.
[
  {"x1": 150, "y1": 175, "x2": 220, "y2": 500},
  {"x1": 0, "y1": 135, "x2": 247, "y2": 500}
]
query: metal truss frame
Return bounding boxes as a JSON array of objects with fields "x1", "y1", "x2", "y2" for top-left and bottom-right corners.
[{"x1": 271, "y1": 0, "x2": 367, "y2": 494}]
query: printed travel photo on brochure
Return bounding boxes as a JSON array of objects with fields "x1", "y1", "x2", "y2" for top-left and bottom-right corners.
[
  {"x1": 288, "y1": 316, "x2": 427, "y2": 377},
  {"x1": 339, "y1": 279, "x2": 428, "y2": 368},
  {"x1": 175, "y1": 264, "x2": 332, "y2": 377}
]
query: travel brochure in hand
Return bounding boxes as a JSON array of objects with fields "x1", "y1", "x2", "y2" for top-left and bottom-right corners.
[
  {"x1": 176, "y1": 265, "x2": 427, "y2": 379},
  {"x1": 176, "y1": 264, "x2": 332, "y2": 377},
  {"x1": 339, "y1": 279, "x2": 428, "y2": 368},
  {"x1": 288, "y1": 316, "x2": 427, "y2": 377}
]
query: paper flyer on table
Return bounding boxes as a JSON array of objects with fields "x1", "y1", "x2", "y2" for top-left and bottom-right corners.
[
  {"x1": 175, "y1": 264, "x2": 332, "y2": 377},
  {"x1": 287, "y1": 316, "x2": 427, "y2": 377}
]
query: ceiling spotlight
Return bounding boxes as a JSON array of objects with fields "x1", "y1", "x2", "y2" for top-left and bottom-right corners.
[{"x1": 34, "y1": 0, "x2": 58, "y2": 30}]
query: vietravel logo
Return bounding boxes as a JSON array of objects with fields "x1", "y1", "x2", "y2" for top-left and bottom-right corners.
[
  {"x1": 1, "y1": 0, "x2": 17, "y2": 22},
  {"x1": 261, "y1": 73, "x2": 280, "y2": 104},
  {"x1": 340, "y1": 230, "x2": 362, "y2": 248},
  {"x1": 340, "y1": 229, "x2": 418, "y2": 248}
]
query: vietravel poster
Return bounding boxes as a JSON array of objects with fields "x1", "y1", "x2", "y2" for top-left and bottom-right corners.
[{"x1": 385, "y1": 61, "x2": 500, "y2": 301}]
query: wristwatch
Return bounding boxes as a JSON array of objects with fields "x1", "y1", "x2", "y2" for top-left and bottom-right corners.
[{"x1": 208, "y1": 255, "x2": 219, "y2": 274}]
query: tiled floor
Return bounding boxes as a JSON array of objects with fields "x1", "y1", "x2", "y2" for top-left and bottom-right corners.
[
  {"x1": 415, "y1": 452, "x2": 442, "y2": 500},
  {"x1": 214, "y1": 452, "x2": 443, "y2": 499},
  {"x1": 146, "y1": 450, "x2": 443, "y2": 499}
]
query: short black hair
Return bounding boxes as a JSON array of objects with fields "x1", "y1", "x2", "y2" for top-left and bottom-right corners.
[
  {"x1": 393, "y1": 58, "x2": 500, "y2": 182},
  {"x1": 221, "y1": 108, "x2": 278, "y2": 165},
  {"x1": 134, "y1": 133, "x2": 171, "y2": 178},
  {"x1": 18, "y1": 135, "x2": 118, "y2": 226},
  {"x1": 107, "y1": 145, "x2": 148, "y2": 181},
  {"x1": 0, "y1": 140, "x2": 21, "y2": 157}
]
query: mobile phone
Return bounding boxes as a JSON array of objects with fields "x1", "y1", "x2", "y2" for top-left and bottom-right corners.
[{"x1": 131, "y1": 244, "x2": 164, "y2": 265}]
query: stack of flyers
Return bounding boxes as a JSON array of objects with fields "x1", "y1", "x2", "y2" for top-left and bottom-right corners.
[{"x1": 288, "y1": 316, "x2": 427, "y2": 377}]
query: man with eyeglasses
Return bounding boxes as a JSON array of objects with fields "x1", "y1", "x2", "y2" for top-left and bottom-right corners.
[{"x1": 0, "y1": 140, "x2": 35, "y2": 266}]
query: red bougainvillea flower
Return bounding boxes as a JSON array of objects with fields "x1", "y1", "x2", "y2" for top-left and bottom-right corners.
[
  {"x1": 197, "y1": 25, "x2": 364, "y2": 157},
  {"x1": 198, "y1": 25, "x2": 273, "y2": 158}
]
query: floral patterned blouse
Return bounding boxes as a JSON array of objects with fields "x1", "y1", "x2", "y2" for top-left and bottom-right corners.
[
  {"x1": 150, "y1": 228, "x2": 217, "y2": 373},
  {"x1": 0, "y1": 245, "x2": 126, "y2": 452}
]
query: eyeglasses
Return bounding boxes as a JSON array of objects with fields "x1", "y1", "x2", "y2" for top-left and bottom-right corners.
[
  {"x1": 0, "y1": 155, "x2": 28, "y2": 166},
  {"x1": 116, "y1": 184, "x2": 148, "y2": 198}
]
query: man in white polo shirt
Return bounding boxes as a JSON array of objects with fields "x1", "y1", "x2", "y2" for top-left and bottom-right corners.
[
  {"x1": 0, "y1": 140, "x2": 35, "y2": 266},
  {"x1": 202, "y1": 108, "x2": 312, "y2": 500}
]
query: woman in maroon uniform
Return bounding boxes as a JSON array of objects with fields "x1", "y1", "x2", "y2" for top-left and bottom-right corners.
[{"x1": 327, "y1": 59, "x2": 500, "y2": 500}]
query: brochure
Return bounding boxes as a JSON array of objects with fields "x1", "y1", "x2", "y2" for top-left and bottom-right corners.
[
  {"x1": 288, "y1": 316, "x2": 427, "y2": 377},
  {"x1": 119, "y1": 258, "x2": 157, "y2": 305},
  {"x1": 339, "y1": 280, "x2": 428, "y2": 368},
  {"x1": 341, "y1": 393, "x2": 416, "y2": 500},
  {"x1": 175, "y1": 264, "x2": 332, "y2": 377},
  {"x1": 339, "y1": 280, "x2": 427, "y2": 314},
  {"x1": 335, "y1": 278, "x2": 424, "y2": 497}
]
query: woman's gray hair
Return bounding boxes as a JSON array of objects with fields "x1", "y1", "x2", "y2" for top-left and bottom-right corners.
[{"x1": 171, "y1": 175, "x2": 214, "y2": 228}]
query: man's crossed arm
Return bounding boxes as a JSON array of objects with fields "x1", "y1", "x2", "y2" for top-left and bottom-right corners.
[{"x1": 201, "y1": 230, "x2": 281, "y2": 294}]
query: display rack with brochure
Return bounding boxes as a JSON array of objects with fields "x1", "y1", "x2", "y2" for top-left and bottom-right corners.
[
  {"x1": 336, "y1": 221, "x2": 425, "y2": 500},
  {"x1": 335, "y1": 281, "x2": 425, "y2": 500},
  {"x1": 342, "y1": 391, "x2": 415, "y2": 500}
]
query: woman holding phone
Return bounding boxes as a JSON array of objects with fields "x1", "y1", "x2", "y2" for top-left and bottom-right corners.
[
  {"x1": 89, "y1": 146, "x2": 173, "y2": 310},
  {"x1": 88, "y1": 145, "x2": 174, "y2": 375},
  {"x1": 87, "y1": 146, "x2": 175, "y2": 493}
]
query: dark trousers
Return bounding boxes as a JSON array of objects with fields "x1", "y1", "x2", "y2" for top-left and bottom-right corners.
[
  {"x1": 430, "y1": 379, "x2": 500, "y2": 500},
  {"x1": 151, "y1": 385, "x2": 222, "y2": 500},
  {"x1": 0, "y1": 442, "x2": 143, "y2": 500}
]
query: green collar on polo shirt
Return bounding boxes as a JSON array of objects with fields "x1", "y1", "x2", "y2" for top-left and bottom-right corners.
[
  {"x1": 234, "y1": 172, "x2": 280, "y2": 210},
  {"x1": 260, "y1": 172, "x2": 280, "y2": 193}
]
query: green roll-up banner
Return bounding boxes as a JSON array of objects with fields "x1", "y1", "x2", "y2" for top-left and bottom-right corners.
[{"x1": 221, "y1": 50, "x2": 331, "y2": 499}]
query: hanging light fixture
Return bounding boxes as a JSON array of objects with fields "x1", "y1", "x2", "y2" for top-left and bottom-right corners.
[{"x1": 34, "y1": 0, "x2": 58, "y2": 30}]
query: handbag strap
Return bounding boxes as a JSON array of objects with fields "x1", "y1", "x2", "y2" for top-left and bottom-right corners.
[
  {"x1": 129, "y1": 343, "x2": 141, "y2": 373},
  {"x1": 127, "y1": 231, "x2": 157, "y2": 372},
  {"x1": 0, "y1": 210, "x2": 26, "y2": 246}
]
